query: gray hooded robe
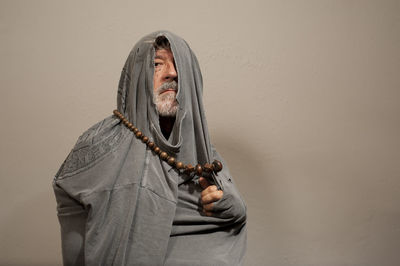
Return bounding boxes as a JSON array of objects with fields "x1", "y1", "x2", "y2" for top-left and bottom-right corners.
[{"x1": 53, "y1": 31, "x2": 247, "y2": 266}]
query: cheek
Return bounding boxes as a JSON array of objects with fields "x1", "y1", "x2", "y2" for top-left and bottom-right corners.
[{"x1": 153, "y1": 72, "x2": 160, "y2": 89}]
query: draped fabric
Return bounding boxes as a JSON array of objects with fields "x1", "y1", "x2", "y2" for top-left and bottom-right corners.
[{"x1": 53, "y1": 31, "x2": 247, "y2": 266}]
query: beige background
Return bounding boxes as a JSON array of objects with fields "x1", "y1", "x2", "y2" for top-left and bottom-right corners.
[{"x1": 1, "y1": 0, "x2": 399, "y2": 265}]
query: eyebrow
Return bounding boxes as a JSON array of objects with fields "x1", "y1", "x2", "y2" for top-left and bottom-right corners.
[{"x1": 154, "y1": 55, "x2": 164, "y2": 60}]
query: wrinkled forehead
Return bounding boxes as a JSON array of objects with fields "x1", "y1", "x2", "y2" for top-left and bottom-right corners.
[{"x1": 154, "y1": 48, "x2": 174, "y2": 60}]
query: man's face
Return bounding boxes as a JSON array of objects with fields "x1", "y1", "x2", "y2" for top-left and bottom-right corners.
[{"x1": 153, "y1": 48, "x2": 178, "y2": 117}]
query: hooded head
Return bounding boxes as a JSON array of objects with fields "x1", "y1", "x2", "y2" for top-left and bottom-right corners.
[{"x1": 117, "y1": 30, "x2": 213, "y2": 167}]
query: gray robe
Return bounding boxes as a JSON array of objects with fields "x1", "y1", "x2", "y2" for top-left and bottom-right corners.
[{"x1": 53, "y1": 31, "x2": 247, "y2": 266}]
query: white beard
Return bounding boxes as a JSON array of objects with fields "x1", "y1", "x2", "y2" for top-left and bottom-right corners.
[{"x1": 153, "y1": 81, "x2": 178, "y2": 117}]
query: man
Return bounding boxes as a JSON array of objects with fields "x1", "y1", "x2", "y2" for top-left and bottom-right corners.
[{"x1": 53, "y1": 31, "x2": 246, "y2": 266}]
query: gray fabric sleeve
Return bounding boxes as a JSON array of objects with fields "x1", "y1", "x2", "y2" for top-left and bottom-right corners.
[
  {"x1": 53, "y1": 182, "x2": 87, "y2": 266},
  {"x1": 211, "y1": 146, "x2": 247, "y2": 224}
]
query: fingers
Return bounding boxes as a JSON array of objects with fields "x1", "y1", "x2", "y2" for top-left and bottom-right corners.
[
  {"x1": 201, "y1": 184, "x2": 218, "y2": 197},
  {"x1": 203, "y1": 202, "x2": 214, "y2": 211},
  {"x1": 201, "y1": 190, "x2": 223, "y2": 205},
  {"x1": 199, "y1": 176, "x2": 224, "y2": 216}
]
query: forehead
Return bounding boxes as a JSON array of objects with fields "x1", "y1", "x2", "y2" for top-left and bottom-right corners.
[{"x1": 155, "y1": 49, "x2": 174, "y2": 60}]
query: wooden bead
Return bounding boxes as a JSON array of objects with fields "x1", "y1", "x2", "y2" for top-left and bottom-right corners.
[
  {"x1": 147, "y1": 142, "x2": 155, "y2": 149},
  {"x1": 195, "y1": 164, "x2": 203, "y2": 175},
  {"x1": 184, "y1": 164, "x2": 194, "y2": 174},
  {"x1": 135, "y1": 131, "x2": 142, "y2": 138},
  {"x1": 203, "y1": 163, "x2": 213, "y2": 172},
  {"x1": 175, "y1": 161, "x2": 184, "y2": 169},
  {"x1": 167, "y1": 157, "x2": 175, "y2": 166},
  {"x1": 160, "y1": 152, "x2": 168, "y2": 160},
  {"x1": 212, "y1": 160, "x2": 223, "y2": 172},
  {"x1": 153, "y1": 146, "x2": 160, "y2": 154},
  {"x1": 133, "y1": 128, "x2": 139, "y2": 133},
  {"x1": 141, "y1": 136, "x2": 149, "y2": 143}
]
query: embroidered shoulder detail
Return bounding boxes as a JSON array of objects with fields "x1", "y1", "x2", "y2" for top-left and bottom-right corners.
[{"x1": 55, "y1": 116, "x2": 127, "y2": 179}]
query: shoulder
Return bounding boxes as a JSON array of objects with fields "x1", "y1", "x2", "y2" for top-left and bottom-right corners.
[{"x1": 55, "y1": 115, "x2": 126, "y2": 179}]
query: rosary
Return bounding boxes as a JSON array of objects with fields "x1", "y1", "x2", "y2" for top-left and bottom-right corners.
[{"x1": 113, "y1": 110, "x2": 223, "y2": 178}]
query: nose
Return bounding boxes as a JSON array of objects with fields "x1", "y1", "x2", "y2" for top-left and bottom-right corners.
[{"x1": 164, "y1": 62, "x2": 177, "y2": 81}]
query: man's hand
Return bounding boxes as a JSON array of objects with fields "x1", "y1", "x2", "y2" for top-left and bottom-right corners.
[{"x1": 199, "y1": 177, "x2": 223, "y2": 216}]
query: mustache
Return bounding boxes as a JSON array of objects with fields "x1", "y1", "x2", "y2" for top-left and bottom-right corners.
[{"x1": 156, "y1": 81, "x2": 178, "y2": 94}]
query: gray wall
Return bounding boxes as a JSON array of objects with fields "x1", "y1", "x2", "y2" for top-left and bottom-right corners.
[{"x1": 1, "y1": 1, "x2": 399, "y2": 265}]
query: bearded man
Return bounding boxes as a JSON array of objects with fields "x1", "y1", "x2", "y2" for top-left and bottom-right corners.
[{"x1": 53, "y1": 31, "x2": 247, "y2": 266}]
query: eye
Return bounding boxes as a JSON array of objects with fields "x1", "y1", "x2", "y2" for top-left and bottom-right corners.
[{"x1": 154, "y1": 60, "x2": 163, "y2": 67}]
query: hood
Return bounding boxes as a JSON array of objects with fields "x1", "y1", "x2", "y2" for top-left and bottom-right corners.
[{"x1": 117, "y1": 30, "x2": 213, "y2": 166}]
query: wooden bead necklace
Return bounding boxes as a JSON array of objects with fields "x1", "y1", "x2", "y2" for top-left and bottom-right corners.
[{"x1": 113, "y1": 110, "x2": 223, "y2": 177}]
